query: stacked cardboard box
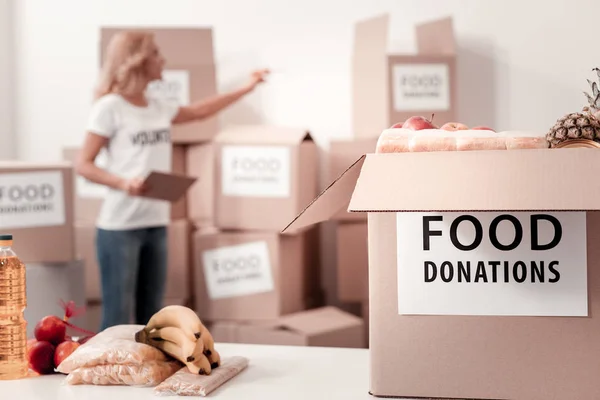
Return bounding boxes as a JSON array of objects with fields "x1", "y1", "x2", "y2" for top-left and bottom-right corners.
[
  {"x1": 0, "y1": 162, "x2": 85, "y2": 337},
  {"x1": 191, "y1": 126, "x2": 364, "y2": 348}
]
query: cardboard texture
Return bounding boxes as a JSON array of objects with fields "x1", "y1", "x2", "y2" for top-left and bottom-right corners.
[
  {"x1": 0, "y1": 162, "x2": 74, "y2": 263},
  {"x1": 283, "y1": 148, "x2": 600, "y2": 399},
  {"x1": 214, "y1": 125, "x2": 318, "y2": 232},
  {"x1": 329, "y1": 138, "x2": 377, "y2": 222},
  {"x1": 209, "y1": 307, "x2": 364, "y2": 348},
  {"x1": 100, "y1": 27, "x2": 219, "y2": 143},
  {"x1": 24, "y1": 260, "x2": 85, "y2": 338},
  {"x1": 192, "y1": 228, "x2": 311, "y2": 321},
  {"x1": 75, "y1": 220, "x2": 191, "y2": 301},
  {"x1": 63, "y1": 146, "x2": 188, "y2": 222},
  {"x1": 352, "y1": 15, "x2": 456, "y2": 138},
  {"x1": 336, "y1": 222, "x2": 368, "y2": 303},
  {"x1": 186, "y1": 143, "x2": 215, "y2": 224}
]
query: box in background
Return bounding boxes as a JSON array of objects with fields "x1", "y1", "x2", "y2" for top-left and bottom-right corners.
[
  {"x1": 210, "y1": 307, "x2": 364, "y2": 348},
  {"x1": 75, "y1": 219, "x2": 192, "y2": 302},
  {"x1": 361, "y1": 301, "x2": 369, "y2": 349},
  {"x1": 100, "y1": 27, "x2": 219, "y2": 144},
  {"x1": 63, "y1": 145, "x2": 188, "y2": 223},
  {"x1": 284, "y1": 149, "x2": 600, "y2": 399},
  {"x1": 24, "y1": 260, "x2": 85, "y2": 338},
  {"x1": 352, "y1": 15, "x2": 456, "y2": 138},
  {"x1": 336, "y1": 222, "x2": 368, "y2": 303},
  {"x1": 214, "y1": 125, "x2": 318, "y2": 232},
  {"x1": 186, "y1": 142, "x2": 215, "y2": 224},
  {"x1": 329, "y1": 138, "x2": 377, "y2": 222},
  {"x1": 193, "y1": 228, "x2": 314, "y2": 321},
  {"x1": 0, "y1": 162, "x2": 75, "y2": 263}
]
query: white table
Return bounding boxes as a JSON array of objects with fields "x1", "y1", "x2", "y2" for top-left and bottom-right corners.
[{"x1": 1, "y1": 343, "x2": 376, "y2": 399}]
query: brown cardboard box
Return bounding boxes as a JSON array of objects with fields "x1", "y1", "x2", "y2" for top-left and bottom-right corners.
[
  {"x1": 329, "y1": 138, "x2": 377, "y2": 222},
  {"x1": 63, "y1": 145, "x2": 188, "y2": 222},
  {"x1": 76, "y1": 219, "x2": 191, "y2": 301},
  {"x1": 210, "y1": 306, "x2": 364, "y2": 348},
  {"x1": 186, "y1": 142, "x2": 214, "y2": 224},
  {"x1": 336, "y1": 222, "x2": 368, "y2": 303},
  {"x1": 100, "y1": 28, "x2": 218, "y2": 143},
  {"x1": 166, "y1": 219, "x2": 192, "y2": 301},
  {"x1": 361, "y1": 301, "x2": 369, "y2": 349},
  {"x1": 0, "y1": 162, "x2": 74, "y2": 263},
  {"x1": 193, "y1": 228, "x2": 312, "y2": 321},
  {"x1": 214, "y1": 125, "x2": 318, "y2": 232},
  {"x1": 284, "y1": 148, "x2": 600, "y2": 399},
  {"x1": 353, "y1": 15, "x2": 456, "y2": 138}
]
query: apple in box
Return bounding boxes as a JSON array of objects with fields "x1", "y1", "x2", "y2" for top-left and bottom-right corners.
[{"x1": 402, "y1": 115, "x2": 438, "y2": 130}]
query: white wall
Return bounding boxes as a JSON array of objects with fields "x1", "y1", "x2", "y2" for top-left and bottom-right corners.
[
  {"x1": 15, "y1": 0, "x2": 600, "y2": 162},
  {"x1": 0, "y1": 0, "x2": 15, "y2": 160}
]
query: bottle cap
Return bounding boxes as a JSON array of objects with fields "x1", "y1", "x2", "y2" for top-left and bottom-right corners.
[{"x1": 0, "y1": 234, "x2": 12, "y2": 241}]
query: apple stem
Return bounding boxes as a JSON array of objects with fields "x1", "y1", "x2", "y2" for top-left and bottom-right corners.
[{"x1": 430, "y1": 113, "x2": 435, "y2": 123}]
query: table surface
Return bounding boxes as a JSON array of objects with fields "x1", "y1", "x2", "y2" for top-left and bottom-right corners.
[{"x1": 0, "y1": 343, "x2": 381, "y2": 399}]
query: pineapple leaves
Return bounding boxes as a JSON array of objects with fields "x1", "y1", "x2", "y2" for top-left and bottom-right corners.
[
  {"x1": 584, "y1": 69, "x2": 600, "y2": 110},
  {"x1": 594, "y1": 67, "x2": 600, "y2": 80}
]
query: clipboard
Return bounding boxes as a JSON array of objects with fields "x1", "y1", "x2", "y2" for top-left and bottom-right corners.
[{"x1": 141, "y1": 171, "x2": 197, "y2": 202}]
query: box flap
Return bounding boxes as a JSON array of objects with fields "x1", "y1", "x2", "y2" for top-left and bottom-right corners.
[
  {"x1": 268, "y1": 307, "x2": 362, "y2": 336},
  {"x1": 349, "y1": 149, "x2": 600, "y2": 212},
  {"x1": 352, "y1": 14, "x2": 389, "y2": 139},
  {"x1": 282, "y1": 156, "x2": 365, "y2": 233},
  {"x1": 100, "y1": 27, "x2": 214, "y2": 66},
  {"x1": 215, "y1": 125, "x2": 312, "y2": 145},
  {"x1": 415, "y1": 16, "x2": 455, "y2": 55}
]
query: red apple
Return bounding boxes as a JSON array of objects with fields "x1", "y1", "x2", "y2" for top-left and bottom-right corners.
[
  {"x1": 28, "y1": 341, "x2": 56, "y2": 375},
  {"x1": 403, "y1": 116, "x2": 437, "y2": 131},
  {"x1": 390, "y1": 121, "x2": 404, "y2": 129},
  {"x1": 26, "y1": 338, "x2": 37, "y2": 363},
  {"x1": 54, "y1": 340, "x2": 80, "y2": 369},
  {"x1": 472, "y1": 126, "x2": 495, "y2": 132},
  {"x1": 34, "y1": 315, "x2": 66, "y2": 345},
  {"x1": 441, "y1": 122, "x2": 469, "y2": 131}
]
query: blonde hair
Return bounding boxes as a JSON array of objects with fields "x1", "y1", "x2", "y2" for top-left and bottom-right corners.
[{"x1": 95, "y1": 31, "x2": 156, "y2": 99}]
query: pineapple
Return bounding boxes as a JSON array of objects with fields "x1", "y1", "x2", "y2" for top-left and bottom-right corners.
[{"x1": 546, "y1": 68, "x2": 600, "y2": 147}]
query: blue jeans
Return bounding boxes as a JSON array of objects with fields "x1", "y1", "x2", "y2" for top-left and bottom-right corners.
[{"x1": 96, "y1": 226, "x2": 167, "y2": 330}]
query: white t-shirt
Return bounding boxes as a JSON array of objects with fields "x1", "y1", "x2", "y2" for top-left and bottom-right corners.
[{"x1": 85, "y1": 93, "x2": 180, "y2": 231}]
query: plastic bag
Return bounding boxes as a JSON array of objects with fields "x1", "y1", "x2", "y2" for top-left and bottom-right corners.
[
  {"x1": 153, "y1": 356, "x2": 249, "y2": 397},
  {"x1": 64, "y1": 360, "x2": 182, "y2": 387},
  {"x1": 57, "y1": 325, "x2": 168, "y2": 374}
]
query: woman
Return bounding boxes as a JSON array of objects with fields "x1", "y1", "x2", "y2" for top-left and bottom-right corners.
[{"x1": 76, "y1": 31, "x2": 269, "y2": 330}]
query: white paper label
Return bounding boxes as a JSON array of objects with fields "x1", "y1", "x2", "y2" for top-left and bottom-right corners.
[
  {"x1": 221, "y1": 145, "x2": 291, "y2": 198},
  {"x1": 146, "y1": 69, "x2": 190, "y2": 106},
  {"x1": 202, "y1": 241, "x2": 274, "y2": 299},
  {"x1": 396, "y1": 212, "x2": 588, "y2": 317},
  {"x1": 76, "y1": 149, "x2": 108, "y2": 199},
  {"x1": 392, "y1": 63, "x2": 450, "y2": 112},
  {"x1": 0, "y1": 171, "x2": 66, "y2": 229}
]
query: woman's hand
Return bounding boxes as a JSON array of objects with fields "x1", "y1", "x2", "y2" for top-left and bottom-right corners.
[
  {"x1": 120, "y1": 177, "x2": 148, "y2": 196},
  {"x1": 245, "y1": 69, "x2": 270, "y2": 92}
]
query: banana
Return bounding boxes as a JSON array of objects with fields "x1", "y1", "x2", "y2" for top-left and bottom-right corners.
[
  {"x1": 149, "y1": 339, "x2": 209, "y2": 375},
  {"x1": 147, "y1": 327, "x2": 196, "y2": 362},
  {"x1": 144, "y1": 305, "x2": 203, "y2": 342},
  {"x1": 199, "y1": 329, "x2": 221, "y2": 369}
]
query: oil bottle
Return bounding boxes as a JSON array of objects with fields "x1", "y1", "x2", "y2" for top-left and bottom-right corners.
[{"x1": 0, "y1": 234, "x2": 28, "y2": 380}]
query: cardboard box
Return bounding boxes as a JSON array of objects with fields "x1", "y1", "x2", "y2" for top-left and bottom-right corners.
[
  {"x1": 63, "y1": 145, "x2": 188, "y2": 222},
  {"x1": 214, "y1": 125, "x2": 318, "y2": 232},
  {"x1": 166, "y1": 219, "x2": 192, "y2": 301},
  {"x1": 24, "y1": 260, "x2": 85, "y2": 338},
  {"x1": 352, "y1": 15, "x2": 456, "y2": 138},
  {"x1": 100, "y1": 28, "x2": 218, "y2": 143},
  {"x1": 361, "y1": 301, "x2": 369, "y2": 349},
  {"x1": 336, "y1": 222, "x2": 368, "y2": 303},
  {"x1": 76, "y1": 219, "x2": 191, "y2": 301},
  {"x1": 329, "y1": 138, "x2": 377, "y2": 222},
  {"x1": 193, "y1": 228, "x2": 312, "y2": 321},
  {"x1": 210, "y1": 306, "x2": 364, "y2": 348},
  {"x1": 186, "y1": 142, "x2": 214, "y2": 224},
  {"x1": 0, "y1": 162, "x2": 74, "y2": 263},
  {"x1": 284, "y1": 148, "x2": 600, "y2": 399}
]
